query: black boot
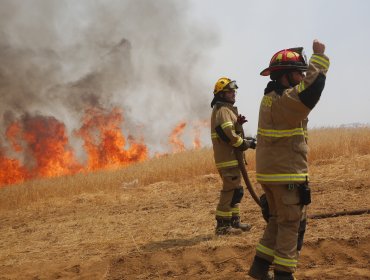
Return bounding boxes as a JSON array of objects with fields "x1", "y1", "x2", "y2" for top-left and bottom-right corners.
[
  {"x1": 231, "y1": 216, "x2": 252, "y2": 231},
  {"x1": 274, "y1": 270, "x2": 295, "y2": 280},
  {"x1": 215, "y1": 218, "x2": 242, "y2": 235},
  {"x1": 248, "y1": 256, "x2": 274, "y2": 280}
]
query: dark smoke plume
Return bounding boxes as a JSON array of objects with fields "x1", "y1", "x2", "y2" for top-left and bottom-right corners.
[{"x1": 0, "y1": 0, "x2": 217, "y2": 153}]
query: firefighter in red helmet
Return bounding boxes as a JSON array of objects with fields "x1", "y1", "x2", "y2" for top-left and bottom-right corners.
[
  {"x1": 211, "y1": 77, "x2": 256, "y2": 235},
  {"x1": 248, "y1": 40, "x2": 330, "y2": 280}
]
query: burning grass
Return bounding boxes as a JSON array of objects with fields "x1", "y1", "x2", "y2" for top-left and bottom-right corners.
[
  {"x1": 0, "y1": 126, "x2": 369, "y2": 210},
  {"x1": 0, "y1": 107, "x2": 209, "y2": 187}
]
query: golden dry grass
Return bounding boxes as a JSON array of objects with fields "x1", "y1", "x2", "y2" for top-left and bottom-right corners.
[
  {"x1": 0, "y1": 126, "x2": 369, "y2": 211},
  {"x1": 0, "y1": 127, "x2": 369, "y2": 279},
  {"x1": 308, "y1": 126, "x2": 370, "y2": 161}
]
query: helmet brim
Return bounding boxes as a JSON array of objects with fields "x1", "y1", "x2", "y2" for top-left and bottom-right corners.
[{"x1": 260, "y1": 65, "x2": 308, "y2": 76}]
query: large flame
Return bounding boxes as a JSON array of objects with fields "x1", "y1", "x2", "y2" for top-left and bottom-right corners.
[
  {"x1": 5, "y1": 115, "x2": 82, "y2": 178},
  {"x1": 0, "y1": 108, "x2": 148, "y2": 187},
  {"x1": 0, "y1": 109, "x2": 208, "y2": 187},
  {"x1": 0, "y1": 148, "x2": 29, "y2": 186},
  {"x1": 75, "y1": 107, "x2": 147, "y2": 170},
  {"x1": 25, "y1": 115, "x2": 83, "y2": 177}
]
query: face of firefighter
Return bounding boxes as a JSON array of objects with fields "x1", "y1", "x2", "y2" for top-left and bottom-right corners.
[
  {"x1": 281, "y1": 70, "x2": 305, "y2": 87},
  {"x1": 290, "y1": 71, "x2": 305, "y2": 86},
  {"x1": 221, "y1": 90, "x2": 236, "y2": 104},
  {"x1": 292, "y1": 70, "x2": 305, "y2": 81}
]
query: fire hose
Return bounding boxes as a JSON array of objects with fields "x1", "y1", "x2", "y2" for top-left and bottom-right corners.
[
  {"x1": 235, "y1": 149, "x2": 370, "y2": 220},
  {"x1": 235, "y1": 149, "x2": 261, "y2": 207},
  {"x1": 308, "y1": 208, "x2": 370, "y2": 219}
]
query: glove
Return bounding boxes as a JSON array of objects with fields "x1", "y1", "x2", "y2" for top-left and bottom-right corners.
[
  {"x1": 237, "y1": 114, "x2": 248, "y2": 125},
  {"x1": 236, "y1": 139, "x2": 249, "y2": 151},
  {"x1": 245, "y1": 137, "x2": 257, "y2": 149}
]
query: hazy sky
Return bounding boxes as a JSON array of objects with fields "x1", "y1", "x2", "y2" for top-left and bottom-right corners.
[
  {"x1": 189, "y1": 0, "x2": 370, "y2": 135},
  {"x1": 1, "y1": 0, "x2": 369, "y2": 153}
]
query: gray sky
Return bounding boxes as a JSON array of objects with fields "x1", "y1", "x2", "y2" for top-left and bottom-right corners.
[{"x1": 189, "y1": 0, "x2": 370, "y2": 135}]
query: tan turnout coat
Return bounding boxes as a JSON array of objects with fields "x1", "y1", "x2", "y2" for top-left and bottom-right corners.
[
  {"x1": 256, "y1": 54, "x2": 330, "y2": 184},
  {"x1": 211, "y1": 102, "x2": 245, "y2": 170}
]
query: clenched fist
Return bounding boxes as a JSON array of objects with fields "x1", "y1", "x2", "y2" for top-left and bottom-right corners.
[{"x1": 313, "y1": 39, "x2": 325, "y2": 54}]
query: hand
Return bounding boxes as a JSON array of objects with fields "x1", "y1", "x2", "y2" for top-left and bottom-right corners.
[
  {"x1": 237, "y1": 114, "x2": 248, "y2": 125},
  {"x1": 245, "y1": 137, "x2": 257, "y2": 149},
  {"x1": 313, "y1": 39, "x2": 325, "y2": 54},
  {"x1": 247, "y1": 139, "x2": 256, "y2": 149}
]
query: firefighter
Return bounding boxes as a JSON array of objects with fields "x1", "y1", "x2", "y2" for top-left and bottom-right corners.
[
  {"x1": 248, "y1": 40, "x2": 330, "y2": 280},
  {"x1": 211, "y1": 77, "x2": 256, "y2": 235}
]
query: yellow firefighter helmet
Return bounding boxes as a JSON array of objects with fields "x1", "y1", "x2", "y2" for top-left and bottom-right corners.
[{"x1": 213, "y1": 77, "x2": 238, "y2": 95}]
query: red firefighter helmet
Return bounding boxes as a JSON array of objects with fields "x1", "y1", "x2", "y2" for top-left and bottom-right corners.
[{"x1": 260, "y1": 47, "x2": 308, "y2": 76}]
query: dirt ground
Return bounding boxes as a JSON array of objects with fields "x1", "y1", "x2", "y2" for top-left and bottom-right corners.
[{"x1": 1, "y1": 155, "x2": 369, "y2": 279}]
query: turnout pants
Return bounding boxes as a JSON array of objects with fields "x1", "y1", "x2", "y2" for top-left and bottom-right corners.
[
  {"x1": 216, "y1": 167, "x2": 243, "y2": 220},
  {"x1": 256, "y1": 184, "x2": 306, "y2": 273}
]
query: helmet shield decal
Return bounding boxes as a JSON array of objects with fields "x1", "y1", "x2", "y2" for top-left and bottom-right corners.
[{"x1": 288, "y1": 47, "x2": 307, "y2": 66}]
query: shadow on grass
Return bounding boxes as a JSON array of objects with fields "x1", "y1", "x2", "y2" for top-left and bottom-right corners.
[{"x1": 140, "y1": 234, "x2": 214, "y2": 251}]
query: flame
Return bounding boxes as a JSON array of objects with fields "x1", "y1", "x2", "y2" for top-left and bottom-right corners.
[
  {"x1": 5, "y1": 115, "x2": 83, "y2": 178},
  {"x1": 23, "y1": 115, "x2": 83, "y2": 177},
  {"x1": 0, "y1": 108, "x2": 148, "y2": 187},
  {"x1": 75, "y1": 107, "x2": 148, "y2": 170},
  {"x1": 0, "y1": 108, "x2": 209, "y2": 187},
  {"x1": 6, "y1": 122, "x2": 23, "y2": 152},
  {"x1": 192, "y1": 120, "x2": 209, "y2": 149},
  {"x1": 0, "y1": 148, "x2": 29, "y2": 185},
  {"x1": 169, "y1": 122, "x2": 186, "y2": 153}
]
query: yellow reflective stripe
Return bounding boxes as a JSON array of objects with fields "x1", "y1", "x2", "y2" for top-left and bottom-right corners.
[
  {"x1": 304, "y1": 130, "x2": 308, "y2": 139},
  {"x1": 310, "y1": 54, "x2": 330, "y2": 69},
  {"x1": 311, "y1": 54, "x2": 330, "y2": 67},
  {"x1": 311, "y1": 58, "x2": 329, "y2": 69},
  {"x1": 231, "y1": 207, "x2": 239, "y2": 214},
  {"x1": 216, "y1": 160, "x2": 239, "y2": 169},
  {"x1": 211, "y1": 132, "x2": 218, "y2": 139},
  {"x1": 274, "y1": 255, "x2": 297, "y2": 268},
  {"x1": 221, "y1": 121, "x2": 233, "y2": 129},
  {"x1": 297, "y1": 81, "x2": 305, "y2": 93},
  {"x1": 216, "y1": 210, "x2": 232, "y2": 218},
  {"x1": 258, "y1": 127, "x2": 304, "y2": 137},
  {"x1": 233, "y1": 136, "x2": 243, "y2": 147},
  {"x1": 256, "y1": 173, "x2": 309, "y2": 182},
  {"x1": 212, "y1": 131, "x2": 242, "y2": 143},
  {"x1": 256, "y1": 243, "x2": 274, "y2": 257}
]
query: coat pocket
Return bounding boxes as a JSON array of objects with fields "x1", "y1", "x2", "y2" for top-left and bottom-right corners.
[{"x1": 281, "y1": 187, "x2": 300, "y2": 205}]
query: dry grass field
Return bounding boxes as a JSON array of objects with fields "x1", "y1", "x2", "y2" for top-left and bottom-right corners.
[{"x1": 0, "y1": 127, "x2": 369, "y2": 279}]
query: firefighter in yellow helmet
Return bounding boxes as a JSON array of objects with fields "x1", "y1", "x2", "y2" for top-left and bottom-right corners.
[
  {"x1": 211, "y1": 77, "x2": 256, "y2": 235},
  {"x1": 248, "y1": 40, "x2": 330, "y2": 280}
]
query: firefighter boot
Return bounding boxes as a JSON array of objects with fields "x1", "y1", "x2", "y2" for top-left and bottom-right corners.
[
  {"x1": 231, "y1": 216, "x2": 252, "y2": 232},
  {"x1": 248, "y1": 256, "x2": 274, "y2": 280},
  {"x1": 274, "y1": 270, "x2": 296, "y2": 280},
  {"x1": 215, "y1": 218, "x2": 242, "y2": 235}
]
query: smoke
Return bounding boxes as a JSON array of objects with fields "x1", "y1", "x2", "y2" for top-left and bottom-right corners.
[{"x1": 0, "y1": 0, "x2": 217, "y2": 153}]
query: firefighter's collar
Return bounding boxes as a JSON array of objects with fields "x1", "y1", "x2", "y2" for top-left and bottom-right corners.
[
  {"x1": 215, "y1": 101, "x2": 237, "y2": 110},
  {"x1": 264, "y1": 81, "x2": 289, "y2": 96}
]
